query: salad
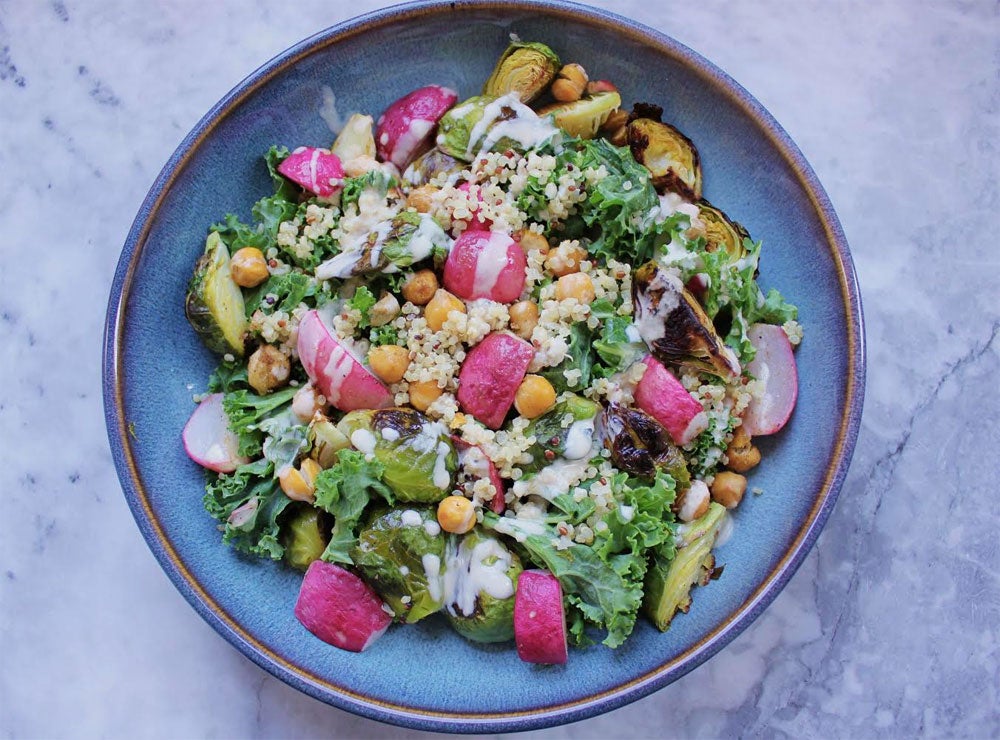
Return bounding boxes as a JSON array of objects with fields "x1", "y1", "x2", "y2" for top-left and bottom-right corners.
[{"x1": 182, "y1": 38, "x2": 801, "y2": 664}]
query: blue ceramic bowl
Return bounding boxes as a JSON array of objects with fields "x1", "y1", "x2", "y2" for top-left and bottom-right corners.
[{"x1": 103, "y1": 0, "x2": 864, "y2": 732}]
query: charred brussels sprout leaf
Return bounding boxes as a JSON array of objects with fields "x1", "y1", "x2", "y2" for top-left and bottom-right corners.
[
  {"x1": 437, "y1": 96, "x2": 493, "y2": 161},
  {"x1": 337, "y1": 408, "x2": 457, "y2": 503},
  {"x1": 282, "y1": 505, "x2": 328, "y2": 570},
  {"x1": 402, "y1": 147, "x2": 464, "y2": 187},
  {"x1": 538, "y1": 91, "x2": 622, "y2": 139},
  {"x1": 697, "y1": 202, "x2": 750, "y2": 262},
  {"x1": 482, "y1": 40, "x2": 560, "y2": 103},
  {"x1": 437, "y1": 95, "x2": 558, "y2": 162},
  {"x1": 315, "y1": 212, "x2": 448, "y2": 280},
  {"x1": 185, "y1": 232, "x2": 249, "y2": 356},
  {"x1": 601, "y1": 403, "x2": 690, "y2": 488},
  {"x1": 445, "y1": 530, "x2": 522, "y2": 643},
  {"x1": 351, "y1": 507, "x2": 446, "y2": 623},
  {"x1": 627, "y1": 113, "x2": 702, "y2": 199}
]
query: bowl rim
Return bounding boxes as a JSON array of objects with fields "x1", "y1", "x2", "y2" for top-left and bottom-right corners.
[{"x1": 102, "y1": 0, "x2": 866, "y2": 732}]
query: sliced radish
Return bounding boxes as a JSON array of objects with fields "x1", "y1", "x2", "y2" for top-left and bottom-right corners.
[
  {"x1": 742, "y1": 323, "x2": 799, "y2": 436},
  {"x1": 276, "y1": 147, "x2": 344, "y2": 198},
  {"x1": 514, "y1": 570, "x2": 567, "y2": 665},
  {"x1": 443, "y1": 231, "x2": 526, "y2": 303},
  {"x1": 452, "y1": 436, "x2": 506, "y2": 514},
  {"x1": 376, "y1": 85, "x2": 458, "y2": 170},
  {"x1": 457, "y1": 332, "x2": 534, "y2": 429},
  {"x1": 294, "y1": 561, "x2": 393, "y2": 652},
  {"x1": 297, "y1": 310, "x2": 392, "y2": 412},
  {"x1": 182, "y1": 393, "x2": 248, "y2": 473},
  {"x1": 634, "y1": 355, "x2": 708, "y2": 446}
]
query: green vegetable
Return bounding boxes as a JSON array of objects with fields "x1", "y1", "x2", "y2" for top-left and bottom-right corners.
[
  {"x1": 204, "y1": 458, "x2": 290, "y2": 560},
  {"x1": 184, "y1": 232, "x2": 249, "y2": 356},
  {"x1": 402, "y1": 147, "x2": 464, "y2": 187},
  {"x1": 602, "y1": 402, "x2": 690, "y2": 487},
  {"x1": 340, "y1": 169, "x2": 397, "y2": 214},
  {"x1": 222, "y1": 386, "x2": 298, "y2": 458},
  {"x1": 537, "y1": 323, "x2": 594, "y2": 394},
  {"x1": 351, "y1": 507, "x2": 446, "y2": 623},
  {"x1": 538, "y1": 91, "x2": 622, "y2": 139},
  {"x1": 313, "y1": 450, "x2": 395, "y2": 564},
  {"x1": 482, "y1": 40, "x2": 560, "y2": 103},
  {"x1": 437, "y1": 96, "x2": 557, "y2": 162},
  {"x1": 243, "y1": 272, "x2": 316, "y2": 318},
  {"x1": 317, "y1": 212, "x2": 448, "y2": 279},
  {"x1": 522, "y1": 395, "x2": 600, "y2": 474},
  {"x1": 207, "y1": 358, "x2": 249, "y2": 393},
  {"x1": 627, "y1": 112, "x2": 702, "y2": 199},
  {"x1": 346, "y1": 285, "x2": 377, "y2": 327},
  {"x1": 337, "y1": 409, "x2": 456, "y2": 503},
  {"x1": 282, "y1": 505, "x2": 328, "y2": 570},
  {"x1": 644, "y1": 502, "x2": 725, "y2": 631},
  {"x1": 368, "y1": 324, "x2": 400, "y2": 346},
  {"x1": 331, "y1": 114, "x2": 376, "y2": 162},
  {"x1": 445, "y1": 530, "x2": 522, "y2": 643},
  {"x1": 593, "y1": 316, "x2": 646, "y2": 376},
  {"x1": 308, "y1": 417, "x2": 350, "y2": 469}
]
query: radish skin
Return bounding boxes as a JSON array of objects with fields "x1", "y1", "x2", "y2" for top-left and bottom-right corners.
[
  {"x1": 457, "y1": 332, "x2": 534, "y2": 429},
  {"x1": 443, "y1": 231, "x2": 527, "y2": 303},
  {"x1": 452, "y1": 436, "x2": 506, "y2": 514},
  {"x1": 514, "y1": 570, "x2": 567, "y2": 665},
  {"x1": 297, "y1": 310, "x2": 392, "y2": 412},
  {"x1": 182, "y1": 393, "x2": 248, "y2": 473},
  {"x1": 742, "y1": 323, "x2": 799, "y2": 436},
  {"x1": 277, "y1": 147, "x2": 344, "y2": 198},
  {"x1": 294, "y1": 561, "x2": 394, "y2": 652},
  {"x1": 634, "y1": 356, "x2": 708, "y2": 446},
  {"x1": 376, "y1": 85, "x2": 458, "y2": 169}
]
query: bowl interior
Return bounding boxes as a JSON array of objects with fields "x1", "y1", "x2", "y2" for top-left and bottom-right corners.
[{"x1": 109, "y1": 1, "x2": 860, "y2": 731}]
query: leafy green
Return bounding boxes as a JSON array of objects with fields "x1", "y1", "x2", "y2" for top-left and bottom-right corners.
[
  {"x1": 346, "y1": 285, "x2": 377, "y2": 328},
  {"x1": 243, "y1": 271, "x2": 316, "y2": 317},
  {"x1": 314, "y1": 450, "x2": 395, "y2": 564},
  {"x1": 222, "y1": 386, "x2": 298, "y2": 458},
  {"x1": 340, "y1": 169, "x2": 397, "y2": 213},
  {"x1": 538, "y1": 323, "x2": 594, "y2": 394},
  {"x1": 207, "y1": 359, "x2": 249, "y2": 393},
  {"x1": 593, "y1": 316, "x2": 646, "y2": 377},
  {"x1": 203, "y1": 458, "x2": 291, "y2": 560},
  {"x1": 264, "y1": 145, "x2": 297, "y2": 200},
  {"x1": 369, "y1": 324, "x2": 400, "y2": 346}
]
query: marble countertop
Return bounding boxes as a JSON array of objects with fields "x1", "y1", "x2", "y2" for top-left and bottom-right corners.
[{"x1": 1, "y1": 0, "x2": 996, "y2": 737}]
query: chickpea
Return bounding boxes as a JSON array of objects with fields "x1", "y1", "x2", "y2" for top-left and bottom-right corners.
[
  {"x1": 675, "y1": 480, "x2": 710, "y2": 523},
  {"x1": 408, "y1": 380, "x2": 443, "y2": 412},
  {"x1": 369, "y1": 292, "x2": 400, "y2": 327},
  {"x1": 711, "y1": 471, "x2": 747, "y2": 509},
  {"x1": 509, "y1": 300, "x2": 540, "y2": 340},
  {"x1": 514, "y1": 375, "x2": 557, "y2": 419},
  {"x1": 551, "y1": 63, "x2": 589, "y2": 102},
  {"x1": 406, "y1": 185, "x2": 438, "y2": 213},
  {"x1": 402, "y1": 269, "x2": 440, "y2": 306},
  {"x1": 279, "y1": 460, "x2": 321, "y2": 503},
  {"x1": 342, "y1": 155, "x2": 380, "y2": 178},
  {"x1": 555, "y1": 272, "x2": 596, "y2": 303},
  {"x1": 291, "y1": 383, "x2": 325, "y2": 423},
  {"x1": 437, "y1": 495, "x2": 476, "y2": 534},
  {"x1": 516, "y1": 229, "x2": 549, "y2": 255},
  {"x1": 424, "y1": 288, "x2": 465, "y2": 331},
  {"x1": 725, "y1": 425, "x2": 761, "y2": 473},
  {"x1": 368, "y1": 345, "x2": 410, "y2": 384},
  {"x1": 230, "y1": 247, "x2": 269, "y2": 288},
  {"x1": 545, "y1": 242, "x2": 587, "y2": 276},
  {"x1": 247, "y1": 345, "x2": 290, "y2": 395}
]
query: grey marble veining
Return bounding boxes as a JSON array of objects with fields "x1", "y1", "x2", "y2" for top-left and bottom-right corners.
[{"x1": 1, "y1": 0, "x2": 997, "y2": 737}]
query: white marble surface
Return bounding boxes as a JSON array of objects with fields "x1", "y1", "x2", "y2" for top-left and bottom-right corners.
[{"x1": 1, "y1": 0, "x2": 997, "y2": 737}]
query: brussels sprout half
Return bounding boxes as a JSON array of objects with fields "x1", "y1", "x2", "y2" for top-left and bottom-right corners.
[
  {"x1": 627, "y1": 116, "x2": 702, "y2": 200},
  {"x1": 402, "y1": 147, "x2": 464, "y2": 187},
  {"x1": 185, "y1": 231, "x2": 248, "y2": 355},
  {"x1": 522, "y1": 395, "x2": 601, "y2": 474},
  {"x1": 482, "y1": 40, "x2": 560, "y2": 104},
  {"x1": 282, "y1": 504, "x2": 329, "y2": 571},
  {"x1": 698, "y1": 202, "x2": 750, "y2": 261},
  {"x1": 444, "y1": 530, "x2": 522, "y2": 643},
  {"x1": 601, "y1": 402, "x2": 690, "y2": 487},
  {"x1": 537, "y1": 91, "x2": 622, "y2": 139}
]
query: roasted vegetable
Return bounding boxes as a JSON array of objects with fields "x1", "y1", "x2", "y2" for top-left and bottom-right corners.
[
  {"x1": 644, "y1": 502, "x2": 725, "y2": 630},
  {"x1": 437, "y1": 95, "x2": 558, "y2": 161},
  {"x1": 282, "y1": 505, "x2": 329, "y2": 570},
  {"x1": 185, "y1": 232, "x2": 248, "y2": 355},
  {"x1": 402, "y1": 147, "x2": 463, "y2": 187},
  {"x1": 482, "y1": 40, "x2": 560, "y2": 103},
  {"x1": 331, "y1": 113, "x2": 376, "y2": 162},
  {"x1": 601, "y1": 402, "x2": 690, "y2": 487},
  {"x1": 314, "y1": 212, "x2": 449, "y2": 280},
  {"x1": 445, "y1": 530, "x2": 522, "y2": 643},
  {"x1": 627, "y1": 106, "x2": 702, "y2": 199},
  {"x1": 537, "y1": 91, "x2": 621, "y2": 139},
  {"x1": 308, "y1": 416, "x2": 350, "y2": 468},
  {"x1": 698, "y1": 202, "x2": 749, "y2": 261},
  {"x1": 523, "y1": 395, "x2": 601, "y2": 474},
  {"x1": 337, "y1": 408, "x2": 457, "y2": 503},
  {"x1": 633, "y1": 261, "x2": 741, "y2": 380},
  {"x1": 351, "y1": 507, "x2": 446, "y2": 623}
]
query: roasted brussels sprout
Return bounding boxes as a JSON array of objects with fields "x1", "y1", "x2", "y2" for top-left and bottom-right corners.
[
  {"x1": 437, "y1": 95, "x2": 558, "y2": 162},
  {"x1": 627, "y1": 107, "x2": 702, "y2": 200},
  {"x1": 444, "y1": 530, "x2": 522, "y2": 643},
  {"x1": 482, "y1": 40, "x2": 560, "y2": 103},
  {"x1": 522, "y1": 395, "x2": 601, "y2": 474},
  {"x1": 185, "y1": 231, "x2": 248, "y2": 356},
  {"x1": 644, "y1": 503, "x2": 726, "y2": 630},
  {"x1": 351, "y1": 507, "x2": 447, "y2": 623},
  {"x1": 601, "y1": 402, "x2": 690, "y2": 486},
  {"x1": 282, "y1": 504, "x2": 328, "y2": 570},
  {"x1": 331, "y1": 113, "x2": 376, "y2": 162},
  {"x1": 633, "y1": 261, "x2": 741, "y2": 380},
  {"x1": 402, "y1": 147, "x2": 463, "y2": 187},
  {"x1": 337, "y1": 408, "x2": 457, "y2": 503},
  {"x1": 308, "y1": 416, "x2": 350, "y2": 468},
  {"x1": 698, "y1": 202, "x2": 750, "y2": 261},
  {"x1": 537, "y1": 91, "x2": 622, "y2": 139}
]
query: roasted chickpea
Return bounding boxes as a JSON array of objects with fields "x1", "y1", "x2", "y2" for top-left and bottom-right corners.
[
  {"x1": 725, "y1": 425, "x2": 761, "y2": 473},
  {"x1": 509, "y1": 300, "x2": 540, "y2": 339},
  {"x1": 555, "y1": 272, "x2": 596, "y2": 303},
  {"x1": 516, "y1": 229, "x2": 549, "y2": 255},
  {"x1": 711, "y1": 471, "x2": 747, "y2": 509},
  {"x1": 342, "y1": 155, "x2": 380, "y2": 178},
  {"x1": 675, "y1": 480, "x2": 710, "y2": 523},
  {"x1": 247, "y1": 345, "x2": 290, "y2": 395},
  {"x1": 551, "y1": 63, "x2": 588, "y2": 102},
  {"x1": 437, "y1": 495, "x2": 476, "y2": 534},
  {"x1": 408, "y1": 380, "x2": 443, "y2": 412},
  {"x1": 402, "y1": 269, "x2": 440, "y2": 306},
  {"x1": 368, "y1": 345, "x2": 410, "y2": 384},
  {"x1": 545, "y1": 242, "x2": 587, "y2": 276},
  {"x1": 405, "y1": 185, "x2": 438, "y2": 213},
  {"x1": 230, "y1": 247, "x2": 269, "y2": 288},
  {"x1": 514, "y1": 375, "x2": 557, "y2": 419},
  {"x1": 424, "y1": 288, "x2": 465, "y2": 331}
]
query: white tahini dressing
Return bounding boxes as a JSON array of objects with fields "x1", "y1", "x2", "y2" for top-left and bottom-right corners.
[
  {"x1": 350, "y1": 429, "x2": 377, "y2": 455},
  {"x1": 633, "y1": 266, "x2": 684, "y2": 345},
  {"x1": 443, "y1": 537, "x2": 515, "y2": 617},
  {"x1": 511, "y1": 458, "x2": 590, "y2": 501},
  {"x1": 380, "y1": 427, "x2": 400, "y2": 442},
  {"x1": 432, "y1": 441, "x2": 452, "y2": 490},
  {"x1": 465, "y1": 93, "x2": 559, "y2": 159},
  {"x1": 322, "y1": 341, "x2": 358, "y2": 406},
  {"x1": 400, "y1": 509, "x2": 423, "y2": 527},
  {"x1": 472, "y1": 233, "x2": 512, "y2": 297},
  {"x1": 679, "y1": 480, "x2": 710, "y2": 522},
  {"x1": 422, "y1": 553, "x2": 443, "y2": 603},
  {"x1": 563, "y1": 419, "x2": 595, "y2": 460},
  {"x1": 714, "y1": 512, "x2": 734, "y2": 547},
  {"x1": 407, "y1": 215, "x2": 451, "y2": 264}
]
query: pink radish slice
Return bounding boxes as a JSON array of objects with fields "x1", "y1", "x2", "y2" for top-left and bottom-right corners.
[
  {"x1": 376, "y1": 85, "x2": 458, "y2": 170},
  {"x1": 742, "y1": 323, "x2": 799, "y2": 436},
  {"x1": 297, "y1": 310, "x2": 392, "y2": 412},
  {"x1": 277, "y1": 147, "x2": 345, "y2": 198},
  {"x1": 294, "y1": 561, "x2": 393, "y2": 652},
  {"x1": 443, "y1": 231, "x2": 527, "y2": 303},
  {"x1": 182, "y1": 393, "x2": 248, "y2": 473},
  {"x1": 457, "y1": 332, "x2": 534, "y2": 429},
  {"x1": 514, "y1": 570, "x2": 567, "y2": 665},
  {"x1": 634, "y1": 356, "x2": 709, "y2": 446},
  {"x1": 454, "y1": 181, "x2": 491, "y2": 232},
  {"x1": 452, "y1": 436, "x2": 506, "y2": 514}
]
